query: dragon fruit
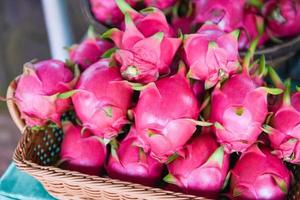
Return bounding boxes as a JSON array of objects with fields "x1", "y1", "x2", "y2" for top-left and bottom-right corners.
[
  {"x1": 103, "y1": 1, "x2": 181, "y2": 83},
  {"x1": 134, "y1": 65, "x2": 205, "y2": 162},
  {"x1": 239, "y1": 10, "x2": 269, "y2": 50},
  {"x1": 69, "y1": 28, "x2": 113, "y2": 70},
  {"x1": 90, "y1": 0, "x2": 136, "y2": 26},
  {"x1": 266, "y1": 80, "x2": 300, "y2": 164},
  {"x1": 72, "y1": 59, "x2": 133, "y2": 139},
  {"x1": 14, "y1": 60, "x2": 78, "y2": 127},
  {"x1": 183, "y1": 24, "x2": 240, "y2": 89},
  {"x1": 193, "y1": 0, "x2": 245, "y2": 32},
  {"x1": 263, "y1": 0, "x2": 300, "y2": 38},
  {"x1": 164, "y1": 134, "x2": 230, "y2": 198},
  {"x1": 210, "y1": 71, "x2": 270, "y2": 153},
  {"x1": 144, "y1": 0, "x2": 177, "y2": 10},
  {"x1": 106, "y1": 126, "x2": 163, "y2": 186},
  {"x1": 115, "y1": 0, "x2": 175, "y2": 37},
  {"x1": 60, "y1": 121, "x2": 107, "y2": 175},
  {"x1": 230, "y1": 145, "x2": 291, "y2": 200}
]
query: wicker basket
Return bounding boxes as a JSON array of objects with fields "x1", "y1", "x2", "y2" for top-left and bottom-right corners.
[{"x1": 7, "y1": 80, "x2": 300, "y2": 200}]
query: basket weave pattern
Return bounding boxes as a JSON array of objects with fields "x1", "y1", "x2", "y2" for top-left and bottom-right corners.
[{"x1": 7, "y1": 81, "x2": 300, "y2": 200}]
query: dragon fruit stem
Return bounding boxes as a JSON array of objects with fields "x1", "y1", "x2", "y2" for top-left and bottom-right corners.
[
  {"x1": 283, "y1": 79, "x2": 291, "y2": 106},
  {"x1": 268, "y1": 66, "x2": 284, "y2": 89}
]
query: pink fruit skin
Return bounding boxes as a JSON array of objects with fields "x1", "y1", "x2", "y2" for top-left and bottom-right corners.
[
  {"x1": 230, "y1": 145, "x2": 291, "y2": 200},
  {"x1": 166, "y1": 134, "x2": 230, "y2": 198},
  {"x1": 14, "y1": 60, "x2": 75, "y2": 127},
  {"x1": 172, "y1": 16, "x2": 194, "y2": 34},
  {"x1": 193, "y1": 0, "x2": 245, "y2": 32},
  {"x1": 144, "y1": 0, "x2": 177, "y2": 9},
  {"x1": 239, "y1": 10, "x2": 269, "y2": 50},
  {"x1": 263, "y1": 0, "x2": 300, "y2": 38},
  {"x1": 72, "y1": 59, "x2": 133, "y2": 139},
  {"x1": 109, "y1": 9, "x2": 181, "y2": 83},
  {"x1": 183, "y1": 24, "x2": 240, "y2": 89},
  {"x1": 106, "y1": 126, "x2": 163, "y2": 186},
  {"x1": 90, "y1": 0, "x2": 136, "y2": 26},
  {"x1": 268, "y1": 92, "x2": 300, "y2": 164},
  {"x1": 134, "y1": 69, "x2": 200, "y2": 162},
  {"x1": 60, "y1": 122, "x2": 107, "y2": 176},
  {"x1": 210, "y1": 72, "x2": 268, "y2": 153},
  {"x1": 69, "y1": 38, "x2": 113, "y2": 70}
]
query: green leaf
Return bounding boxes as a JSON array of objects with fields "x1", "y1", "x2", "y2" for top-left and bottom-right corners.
[
  {"x1": 214, "y1": 122, "x2": 225, "y2": 130},
  {"x1": 140, "y1": 7, "x2": 156, "y2": 14},
  {"x1": 261, "y1": 87, "x2": 283, "y2": 95},
  {"x1": 261, "y1": 124, "x2": 274, "y2": 135},
  {"x1": 103, "y1": 106, "x2": 113, "y2": 118},
  {"x1": 205, "y1": 146, "x2": 224, "y2": 168},
  {"x1": 57, "y1": 90, "x2": 78, "y2": 99},
  {"x1": 283, "y1": 79, "x2": 291, "y2": 106},
  {"x1": 101, "y1": 47, "x2": 117, "y2": 58},
  {"x1": 86, "y1": 26, "x2": 96, "y2": 39},
  {"x1": 166, "y1": 153, "x2": 179, "y2": 164},
  {"x1": 188, "y1": 119, "x2": 212, "y2": 127},
  {"x1": 208, "y1": 41, "x2": 218, "y2": 49},
  {"x1": 243, "y1": 37, "x2": 259, "y2": 71},
  {"x1": 151, "y1": 32, "x2": 164, "y2": 42},
  {"x1": 199, "y1": 95, "x2": 211, "y2": 112},
  {"x1": 247, "y1": 0, "x2": 263, "y2": 9},
  {"x1": 101, "y1": 28, "x2": 120, "y2": 40},
  {"x1": 139, "y1": 148, "x2": 147, "y2": 162},
  {"x1": 222, "y1": 172, "x2": 231, "y2": 190},
  {"x1": 163, "y1": 174, "x2": 178, "y2": 184},
  {"x1": 258, "y1": 55, "x2": 266, "y2": 76},
  {"x1": 80, "y1": 126, "x2": 88, "y2": 136},
  {"x1": 115, "y1": 0, "x2": 136, "y2": 14},
  {"x1": 230, "y1": 29, "x2": 240, "y2": 40},
  {"x1": 272, "y1": 175, "x2": 288, "y2": 194},
  {"x1": 268, "y1": 66, "x2": 284, "y2": 89}
]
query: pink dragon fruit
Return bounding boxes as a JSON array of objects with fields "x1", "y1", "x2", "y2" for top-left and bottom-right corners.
[
  {"x1": 103, "y1": 1, "x2": 180, "y2": 83},
  {"x1": 239, "y1": 10, "x2": 269, "y2": 50},
  {"x1": 263, "y1": 0, "x2": 300, "y2": 38},
  {"x1": 69, "y1": 28, "x2": 113, "y2": 70},
  {"x1": 230, "y1": 145, "x2": 291, "y2": 200},
  {"x1": 266, "y1": 81, "x2": 300, "y2": 164},
  {"x1": 210, "y1": 71, "x2": 270, "y2": 153},
  {"x1": 60, "y1": 121, "x2": 107, "y2": 175},
  {"x1": 144, "y1": 0, "x2": 177, "y2": 10},
  {"x1": 193, "y1": 0, "x2": 245, "y2": 32},
  {"x1": 164, "y1": 134, "x2": 230, "y2": 198},
  {"x1": 14, "y1": 60, "x2": 78, "y2": 127},
  {"x1": 115, "y1": 0, "x2": 175, "y2": 37},
  {"x1": 106, "y1": 126, "x2": 163, "y2": 186},
  {"x1": 72, "y1": 59, "x2": 133, "y2": 139},
  {"x1": 134, "y1": 65, "x2": 205, "y2": 162},
  {"x1": 90, "y1": 0, "x2": 136, "y2": 26},
  {"x1": 183, "y1": 24, "x2": 240, "y2": 89}
]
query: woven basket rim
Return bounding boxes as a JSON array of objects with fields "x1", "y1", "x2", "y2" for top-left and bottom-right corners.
[
  {"x1": 6, "y1": 78, "x2": 26, "y2": 133},
  {"x1": 13, "y1": 128, "x2": 207, "y2": 200}
]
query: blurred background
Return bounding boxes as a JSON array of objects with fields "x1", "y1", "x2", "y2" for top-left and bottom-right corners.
[{"x1": 0, "y1": 0, "x2": 92, "y2": 175}]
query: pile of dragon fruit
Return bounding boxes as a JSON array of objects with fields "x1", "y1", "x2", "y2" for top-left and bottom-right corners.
[
  {"x1": 9, "y1": 0, "x2": 300, "y2": 199},
  {"x1": 90, "y1": 0, "x2": 300, "y2": 50}
]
